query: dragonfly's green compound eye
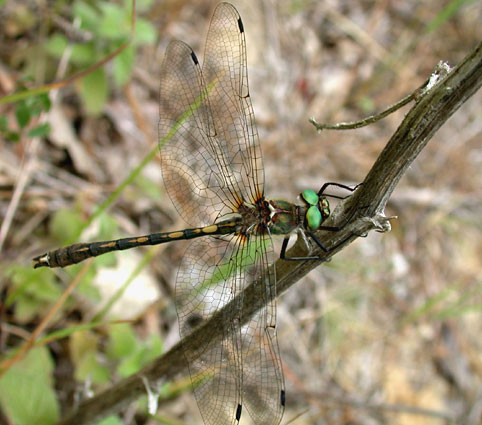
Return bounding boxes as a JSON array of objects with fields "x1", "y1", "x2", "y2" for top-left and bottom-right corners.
[
  {"x1": 306, "y1": 205, "x2": 322, "y2": 230},
  {"x1": 301, "y1": 189, "x2": 319, "y2": 206}
]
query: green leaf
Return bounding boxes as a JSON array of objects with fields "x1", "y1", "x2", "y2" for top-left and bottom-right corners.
[
  {"x1": 98, "y1": 3, "x2": 128, "y2": 40},
  {"x1": 76, "y1": 352, "x2": 111, "y2": 383},
  {"x1": 107, "y1": 323, "x2": 137, "y2": 359},
  {"x1": 0, "y1": 115, "x2": 8, "y2": 131},
  {"x1": 50, "y1": 209, "x2": 86, "y2": 244},
  {"x1": 45, "y1": 34, "x2": 68, "y2": 58},
  {"x1": 134, "y1": 18, "x2": 157, "y2": 44},
  {"x1": 6, "y1": 131, "x2": 20, "y2": 142},
  {"x1": 78, "y1": 68, "x2": 108, "y2": 115},
  {"x1": 25, "y1": 268, "x2": 63, "y2": 300},
  {"x1": 117, "y1": 350, "x2": 144, "y2": 377},
  {"x1": 15, "y1": 102, "x2": 31, "y2": 129},
  {"x1": 120, "y1": 333, "x2": 163, "y2": 377},
  {"x1": 116, "y1": 339, "x2": 158, "y2": 378},
  {"x1": 0, "y1": 347, "x2": 60, "y2": 425},
  {"x1": 28, "y1": 122, "x2": 51, "y2": 138},
  {"x1": 26, "y1": 93, "x2": 51, "y2": 116},
  {"x1": 5, "y1": 266, "x2": 63, "y2": 323},
  {"x1": 113, "y1": 44, "x2": 134, "y2": 86},
  {"x1": 143, "y1": 333, "x2": 163, "y2": 363},
  {"x1": 70, "y1": 42, "x2": 97, "y2": 66},
  {"x1": 73, "y1": 0, "x2": 101, "y2": 31},
  {"x1": 38, "y1": 93, "x2": 52, "y2": 112},
  {"x1": 95, "y1": 416, "x2": 123, "y2": 425},
  {"x1": 68, "y1": 264, "x2": 99, "y2": 298},
  {"x1": 97, "y1": 212, "x2": 119, "y2": 240},
  {"x1": 70, "y1": 331, "x2": 111, "y2": 383},
  {"x1": 15, "y1": 297, "x2": 44, "y2": 324},
  {"x1": 106, "y1": 325, "x2": 163, "y2": 378}
]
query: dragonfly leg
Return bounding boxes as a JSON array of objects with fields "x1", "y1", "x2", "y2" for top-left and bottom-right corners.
[
  {"x1": 281, "y1": 235, "x2": 314, "y2": 261},
  {"x1": 280, "y1": 231, "x2": 328, "y2": 261},
  {"x1": 306, "y1": 229, "x2": 356, "y2": 255},
  {"x1": 318, "y1": 181, "x2": 362, "y2": 197},
  {"x1": 318, "y1": 181, "x2": 363, "y2": 200}
]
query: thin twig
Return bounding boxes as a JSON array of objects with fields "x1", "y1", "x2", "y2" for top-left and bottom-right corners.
[
  {"x1": 309, "y1": 88, "x2": 417, "y2": 131},
  {"x1": 309, "y1": 60, "x2": 452, "y2": 132}
]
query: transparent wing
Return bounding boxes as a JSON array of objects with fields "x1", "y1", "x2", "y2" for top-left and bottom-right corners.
[
  {"x1": 159, "y1": 2, "x2": 264, "y2": 228},
  {"x1": 177, "y1": 235, "x2": 246, "y2": 425},
  {"x1": 202, "y1": 3, "x2": 264, "y2": 205},
  {"x1": 159, "y1": 41, "x2": 239, "y2": 227},
  {"x1": 176, "y1": 234, "x2": 284, "y2": 425},
  {"x1": 241, "y1": 235, "x2": 285, "y2": 425}
]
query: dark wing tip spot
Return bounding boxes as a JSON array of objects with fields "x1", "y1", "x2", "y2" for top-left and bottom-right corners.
[
  {"x1": 236, "y1": 404, "x2": 242, "y2": 421},
  {"x1": 281, "y1": 390, "x2": 286, "y2": 406},
  {"x1": 237, "y1": 18, "x2": 244, "y2": 33},
  {"x1": 190, "y1": 51, "x2": 199, "y2": 65}
]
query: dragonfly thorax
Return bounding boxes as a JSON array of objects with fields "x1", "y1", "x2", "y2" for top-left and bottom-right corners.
[{"x1": 267, "y1": 189, "x2": 330, "y2": 236}]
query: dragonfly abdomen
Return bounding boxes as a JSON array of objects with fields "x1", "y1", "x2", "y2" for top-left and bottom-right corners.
[{"x1": 32, "y1": 220, "x2": 241, "y2": 269}]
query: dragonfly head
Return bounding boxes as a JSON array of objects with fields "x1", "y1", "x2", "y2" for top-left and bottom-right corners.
[{"x1": 300, "y1": 189, "x2": 330, "y2": 231}]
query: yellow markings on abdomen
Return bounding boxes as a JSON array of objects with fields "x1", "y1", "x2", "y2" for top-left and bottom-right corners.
[
  {"x1": 168, "y1": 231, "x2": 184, "y2": 239},
  {"x1": 76, "y1": 247, "x2": 91, "y2": 252},
  {"x1": 98, "y1": 242, "x2": 117, "y2": 248},
  {"x1": 202, "y1": 225, "x2": 218, "y2": 234}
]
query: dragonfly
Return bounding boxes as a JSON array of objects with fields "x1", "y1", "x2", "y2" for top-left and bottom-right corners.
[{"x1": 33, "y1": 3, "x2": 359, "y2": 424}]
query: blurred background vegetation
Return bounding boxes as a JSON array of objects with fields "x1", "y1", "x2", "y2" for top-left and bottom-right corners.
[{"x1": 0, "y1": 0, "x2": 481, "y2": 424}]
